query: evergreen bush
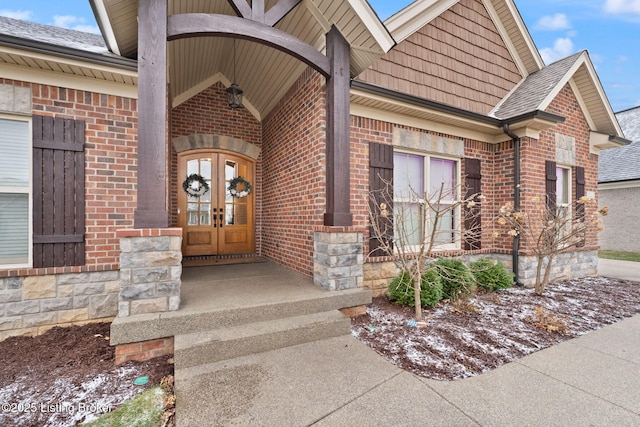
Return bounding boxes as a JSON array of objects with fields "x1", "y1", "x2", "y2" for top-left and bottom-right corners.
[
  {"x1": 469, "y1": 258, "x2": 514, "y2": 291},
  {"x1": 433, "y1": 258, "x2": 477, "y2": 300},
  {"x1": 388, "y1": 269, "x2": 443, "y2": 308}
]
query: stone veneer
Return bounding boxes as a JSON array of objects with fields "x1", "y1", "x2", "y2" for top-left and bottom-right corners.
[
  {"x1": 0, "y1": 270, "x2": 119, "y2": 341},
  {"x1": 117, "y1": 229, "x2": 182, "y2": 317},
  {"x1": 313, "y1": 230, "x2": 364, "y2": 291},
  {"x1": 518, "y1": 250, "x2": 598, "y2": 287}
]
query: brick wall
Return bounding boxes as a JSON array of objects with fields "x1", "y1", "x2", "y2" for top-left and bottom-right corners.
[{"x1": 261, "y1": 68, "x2": 327, "y2": 275}]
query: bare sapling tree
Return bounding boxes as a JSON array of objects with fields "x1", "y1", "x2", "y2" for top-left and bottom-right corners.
[
  {"x1": 496, "y1": 196, "x2": 608, "y2": 295},
  {"x1": 368, "y1": 178, "x2": 482, "y2": 320}
]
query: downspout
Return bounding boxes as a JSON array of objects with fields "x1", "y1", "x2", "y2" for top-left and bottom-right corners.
[{"x1": 502, "y1": 123, "x2": 524, "y2": 286}]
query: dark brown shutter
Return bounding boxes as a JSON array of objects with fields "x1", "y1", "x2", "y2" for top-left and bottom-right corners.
[
  {"x1": 32, "y1": 115, "x2": 85, "y2": 268},
  {"x1": 464, "y1": 158, "x2": 481, "y2": 250},
  {"x1": 369, "y1": 142, "x2": 393, "y2": 256},
  {"x1": 545, "y1": 160, "x2": 557, "y2": 216}
]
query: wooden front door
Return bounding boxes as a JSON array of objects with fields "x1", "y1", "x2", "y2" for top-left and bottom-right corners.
[{"x1": 178, "y1": 151, "x2": 254, "y2": 256}]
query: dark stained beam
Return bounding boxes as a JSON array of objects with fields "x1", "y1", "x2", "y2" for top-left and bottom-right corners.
[
  {"x1": 135, "y1": 0, "x2": 169, "y2": 228},
  {"x1": 227, "y1": 0, "x2": 251, "y2": 19},
  {"x1": 324, "y1": 25, "x2": 352, "y2": 227},
  {"x1": 264, "y1": 0, "x2": 303, "y2": 27},
  {"x1": 168, "y1": 14, "x2": 330, "y2": 77},
  {"x1": 252, "y1": 0, "x2": 265, "y2": 23}
]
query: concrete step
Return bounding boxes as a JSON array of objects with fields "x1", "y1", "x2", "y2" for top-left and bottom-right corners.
[
  {"x1": 174, "y1": 310, "x2": 351, "y2": 369},
  {"x1": 111, "y1": 286, "x2": 371, "y2": 346}
]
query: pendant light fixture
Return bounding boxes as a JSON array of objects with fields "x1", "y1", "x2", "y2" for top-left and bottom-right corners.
[{"x1": 226, "y1": 39, "x2": 244, "y2": 109}]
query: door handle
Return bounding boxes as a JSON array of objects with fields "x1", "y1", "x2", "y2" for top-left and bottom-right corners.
[
  {"x1": 219, "y1": 213, "x2": 224, "y2": 228},
  {"x1": 212, "y1": 207, "x2": 217, "y2": 227}
]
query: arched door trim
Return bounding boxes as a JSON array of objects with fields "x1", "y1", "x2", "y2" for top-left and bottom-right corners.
[{"x1": 172, "y1": 134, "x2": 261, "y2": 160}]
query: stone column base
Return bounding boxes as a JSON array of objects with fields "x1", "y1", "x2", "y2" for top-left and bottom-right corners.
[
  {"x1": 117, "y1": 228, "x2": 182, "y2": 317},
  {"x1": 313, "y1": 230, "x2": 363, "y2": 290}
]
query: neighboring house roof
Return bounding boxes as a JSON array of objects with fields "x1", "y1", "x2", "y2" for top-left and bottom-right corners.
[
  {"x1": 599, "y1": 107, "x2": 640, "y2": 183},
  {"x1": 491, "y1": 51, "x2": 623, "y2": 138},
  {"x1": 0, "y1": 15, "x2": 107, "y2": 54},
  {"x1": 0, "y1": 16, "x2": 137, "y2": 98},
  {"x1": 615, "y1": 106, "x2": 640, "y2": 142}
]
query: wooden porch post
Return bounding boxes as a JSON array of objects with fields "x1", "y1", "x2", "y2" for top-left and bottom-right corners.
[
  {"x1": 324, "y1": 25, "x2": 352, "y2": 227},
  {"x1": 135, "y1": 0, "x2": 169, "y2": 228}
]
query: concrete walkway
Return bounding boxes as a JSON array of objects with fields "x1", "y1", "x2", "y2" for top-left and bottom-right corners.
[
  {"x1": 178, "y1": 261, "x2": 640, "y2": 426},
  {"x1": 598, "y1": 258, "x2": 640, "y2": 281}
]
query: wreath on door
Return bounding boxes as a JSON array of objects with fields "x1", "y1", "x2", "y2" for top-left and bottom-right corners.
[
  {"x1": 182, "y1": 173, "x2": 210, "y2": 198},
  {"x1": 228, "y1": 176, "x2": 252, "y2": 198}
]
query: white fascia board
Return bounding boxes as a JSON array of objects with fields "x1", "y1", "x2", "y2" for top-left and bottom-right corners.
[
  {"x1": 385, "y1": 0, "x2": 459, "y2": 44},
  {"x1": 89, "y1": 0, "x2": 121, "y2": 56},
  {"x1": 347, "y1": 0, "x2": 396, "y2": 52}
]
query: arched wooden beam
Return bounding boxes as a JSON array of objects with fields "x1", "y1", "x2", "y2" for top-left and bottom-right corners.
[{"x1": 167, "y1": 14, "x2": 330, "y2": 78}]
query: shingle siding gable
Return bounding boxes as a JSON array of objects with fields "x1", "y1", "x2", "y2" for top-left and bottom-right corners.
[{"x1": 357, "y1": 0, "x2": 522, "y2": 115}]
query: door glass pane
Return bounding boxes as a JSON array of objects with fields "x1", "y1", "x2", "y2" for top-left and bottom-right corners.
[
  {"x1": 200, "y1": 204, "x2": 211, "y2": 225},
  {"x1": 187, "y1": 159, "x2": 198, "y2": 176},
  {"x1": 187, "y1": 203, "x2": 198, "y2": 225},
  {"x1": 0, "y1": 193, "x2": 29, "y2": 265},
  {"x1": 394, "y1": 153, "x2": 423, "y2": 199},
  {"x1": 225, "y1": 160, "x2": 236, "y2": 181},
  {"x1": 201, "y1": 159, "x2": 212, "y2": 180}
]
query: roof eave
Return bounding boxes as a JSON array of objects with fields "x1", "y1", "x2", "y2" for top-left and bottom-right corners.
[
  {"x1": 89, "y1": 0, "x2": 122, "y2": 56},
  {"x1": 0, "y1": 33, "x2": 136, "y2": 71},
  {"x1": 351, "y1": 81, "x2": 565, "y2": 142}
]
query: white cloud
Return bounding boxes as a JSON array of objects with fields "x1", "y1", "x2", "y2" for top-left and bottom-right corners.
[
  {"x1": 0, "y1": 9, "x2": 33, "y2": 20},
  {"x1": 604, "y1": 0, "x2": 640, "y2": 14},
  {"x1": 540, "y1": 38, "x2": 575, "y2": 64},
  {"x1": 534, "y1": 13, "x2": 572, "y2": 30},
  {"x1": 53, "y1": 15, "x2": 100, "y2": 34}
]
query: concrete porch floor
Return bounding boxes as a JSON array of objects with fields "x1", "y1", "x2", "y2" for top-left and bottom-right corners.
[
  {"x1": 110, "y1": 260, "x2": 372, "y2": 347},
  {"x1": 180, "y1": 260, "x2": 337, "y2": 313}
]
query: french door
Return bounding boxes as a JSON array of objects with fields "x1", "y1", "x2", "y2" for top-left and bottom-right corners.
[{"x1": 178, "y1": 151, "x2": 254, "y2": 256}]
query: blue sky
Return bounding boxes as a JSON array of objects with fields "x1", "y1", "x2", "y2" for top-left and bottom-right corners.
[{"x1": 1, "y1": 0, "x2": 638, "y2": 113}]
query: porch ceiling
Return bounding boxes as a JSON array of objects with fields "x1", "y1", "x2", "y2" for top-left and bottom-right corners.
[{"x1": 92, "y1": 0, "x2": 394, "y2": 119}]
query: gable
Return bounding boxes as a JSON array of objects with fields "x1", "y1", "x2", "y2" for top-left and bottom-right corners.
[{"x1": 356, "y1": 0, "x2": 522, "y2": 115}]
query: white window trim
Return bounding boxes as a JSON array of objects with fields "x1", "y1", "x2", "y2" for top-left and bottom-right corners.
[
  {"x1": 394, "y1": 149, "x2": 462, "y2": 252},
  {"x1": 0, "y1": 114, "x2": 32, "y2": 269}
]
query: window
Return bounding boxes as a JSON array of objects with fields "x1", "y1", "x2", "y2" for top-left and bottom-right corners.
[
  {"x1": 393, "y1": 151, "x2": 459, "y2": 250},
  {"x1": 556, "y1": 166, "x2": 571, "y2": 242},
  {"x1": 0, "y1": 117, "x2": 31, "y2": 267}
]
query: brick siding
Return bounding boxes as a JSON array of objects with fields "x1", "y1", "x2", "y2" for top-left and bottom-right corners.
[{"x1": 261, "y1": 68, "x2": 327, "y2": 275}]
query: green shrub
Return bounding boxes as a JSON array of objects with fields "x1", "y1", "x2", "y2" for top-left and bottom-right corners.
[
  {"x1": 470, "y1": 258, "x2": 514, "y2": 291},
  {"x1": 432, "y1": 258, "x2": 477, "y2": 300},
  {"x1": 388, "y1": 269, "x2": 443, "y2": 308}
]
